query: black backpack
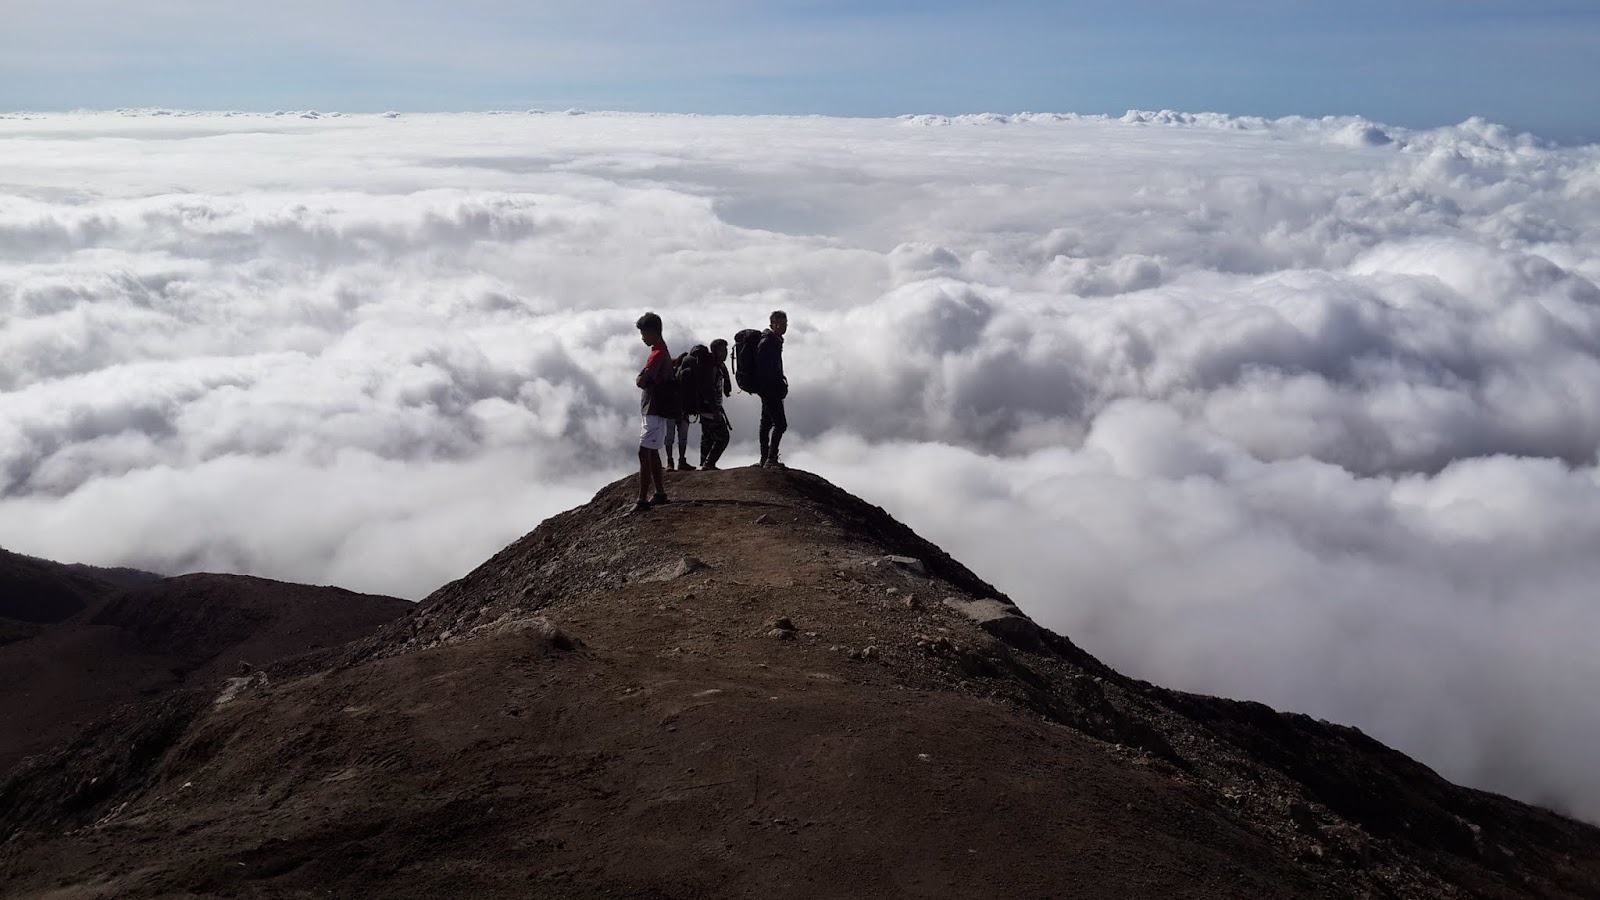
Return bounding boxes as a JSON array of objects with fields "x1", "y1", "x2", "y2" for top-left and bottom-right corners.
[
  {"x1": 677, "y1": 346, "x2": 711, "y2": 418},
  {"x1": 693, "y1": 345, "x2": 718, "y2": 409},
  {"x1": 732, "y1": 328, "x2": 763, "y2": 394},
  {"x1": 653, "y1": 356, "x2": 684, "y2": 419}
]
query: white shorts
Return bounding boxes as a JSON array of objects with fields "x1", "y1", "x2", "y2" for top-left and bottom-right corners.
[{"x1": 639, "y1": 415, "x2": 668, "y2": 451}]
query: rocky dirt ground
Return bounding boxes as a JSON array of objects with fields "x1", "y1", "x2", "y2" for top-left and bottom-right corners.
[{"x1": 2, "y1": 466, "x2": 1597, "y2": 899}]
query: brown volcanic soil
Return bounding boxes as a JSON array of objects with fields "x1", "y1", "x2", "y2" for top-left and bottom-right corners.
[
  {"x1": 0, "y1": 573, "x2": 413, "y2": 774},
  {"x1": 2, "y1": 467, "x2": 1598, "y2": 899}
]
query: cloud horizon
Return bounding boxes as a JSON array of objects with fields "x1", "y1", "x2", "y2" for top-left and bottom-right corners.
[{"x1": 7, "y1": 1, "x2": 1600, "y2": 142}]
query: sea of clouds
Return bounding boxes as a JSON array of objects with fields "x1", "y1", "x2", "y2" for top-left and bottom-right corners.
[{"x1": 3, "y1": 108, "x2": 1599, "y2": 820}]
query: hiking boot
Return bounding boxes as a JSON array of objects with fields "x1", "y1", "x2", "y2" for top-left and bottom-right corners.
[
  {"x1": 701, "y1": 463, "x2": 720, "y2": 471},
  {"x1": 650, "y1": 492, "x2": 670, "y2": 505},
  {"x1": 665, "y1": 459, "x2": 677, "y2": 472},
  {"x1": 678, "y1": 460, "x2": 697, "y2": 472},
  {"x1": 628, "y1": 500, "x2": 652, "y2": 514},
  {"x1": 764, "y1": 452, "x2": 785, "y2": 469}
]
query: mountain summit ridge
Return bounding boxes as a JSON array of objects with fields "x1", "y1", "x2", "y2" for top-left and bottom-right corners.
[{"x1": 2, "y1": 466, "x2": 1597, "y2": 899}]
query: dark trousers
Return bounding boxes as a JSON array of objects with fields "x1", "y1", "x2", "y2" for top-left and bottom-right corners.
[
  {"x1": 700, "y1": 411, "x2": 730, "y2": 467},
  {"x1": 759, "y1": 394, "x2": 786, "y2": 461}
]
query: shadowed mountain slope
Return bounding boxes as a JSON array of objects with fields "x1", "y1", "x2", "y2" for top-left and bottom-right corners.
[
  {"x1": 1, "y1": 467, "x2": 1597, "y2": 899},
  {"x1": 47, "y1": 559, "x2": 165, "y2": 590},
  {"x1": 0, "y1": 547, "x2": 159, "y2": 646},
  {"x1": 0, "y1": 573, "x2": 412, "y2": 774}
]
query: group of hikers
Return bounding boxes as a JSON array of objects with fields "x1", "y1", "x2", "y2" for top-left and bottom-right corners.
[{"x1": 632, "y1": 309, "x2": 789, "y2": 513}]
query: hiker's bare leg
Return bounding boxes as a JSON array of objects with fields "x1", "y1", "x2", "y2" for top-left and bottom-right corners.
[
  {"x1": 650, "y1": 450, "x2": 666, "y2": 496},
  {"x1": 637, "y1": 448, "x2": 653, "y2": 502}
]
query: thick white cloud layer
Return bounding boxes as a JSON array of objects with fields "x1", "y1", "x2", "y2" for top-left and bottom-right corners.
[{"x1": 3, "y1": 109, "x2": 1600, "y2": 819}]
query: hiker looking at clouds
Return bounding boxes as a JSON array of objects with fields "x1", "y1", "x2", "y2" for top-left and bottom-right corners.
[
  {"x1": 632, "y1": 312, "x2": 673, "y2": 513},
  {"x1": 699, "y1": 338, "x2": 733, "y2": 470},
  {"x1": 664, "y1": 397, "x2": 695, "y2": 473},
  {"x1": 757, "y1": 310, "x2": 788, "y2": 468}
]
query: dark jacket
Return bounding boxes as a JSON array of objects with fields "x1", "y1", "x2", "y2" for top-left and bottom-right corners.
[
  {"x1": 705, "y1": 361, "x2": 732, "y2": 410},
  {"x1": 756, "y1": 330, "x2": 787, "y2": 399}
]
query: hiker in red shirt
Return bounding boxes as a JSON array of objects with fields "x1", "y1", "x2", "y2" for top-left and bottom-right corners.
[{"x1": 633, "y1": 312, "x2": 673, "y2": 513}]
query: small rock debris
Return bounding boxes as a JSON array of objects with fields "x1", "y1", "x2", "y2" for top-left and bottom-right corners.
[{"x1": 883, "y1": 555, "x2": 927, "y2": 575}]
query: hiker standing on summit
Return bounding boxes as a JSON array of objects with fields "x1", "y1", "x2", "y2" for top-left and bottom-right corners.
[
  {"x1": 757, "y1": 310, "x2": 788, "y2": 468},
  {"x1": 663, "y1": 397, "x2": 695, "y2": 473},
  {"x1": 632, "y1": 312, "x2": 672, "y2": 513},
  {"x1": 699, "y1": 338, "x2": 733, "y2": 470}
]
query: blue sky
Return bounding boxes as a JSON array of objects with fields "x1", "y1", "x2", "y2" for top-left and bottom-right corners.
[{"x1": 4, "y1": 0, "x2": 1598, "y2": 141}]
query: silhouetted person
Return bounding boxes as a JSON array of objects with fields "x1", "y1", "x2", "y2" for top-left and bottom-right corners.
[
  {"x1": 757, "y1": 310, "x2": 788, "y2": 468},
  {"x1": 632, "y1": 312, "x2": 672, "y2": 512},
  {"x1": 700, "y1": 338, "x2": 733, "y2": 469}
]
